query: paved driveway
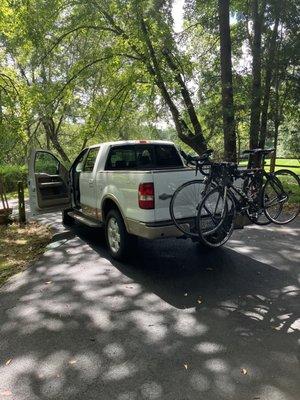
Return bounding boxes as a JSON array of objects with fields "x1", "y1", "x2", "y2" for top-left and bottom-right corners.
[{"x1": 0, "y1": 209, "x2": 299, "y2": 400}]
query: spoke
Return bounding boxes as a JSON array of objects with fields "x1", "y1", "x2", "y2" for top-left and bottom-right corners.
[
  {"x1": 265, "y1": 195, "x2": 279, "y2": 206},
  {"x1": 214, "y1": 193, "x2": 221, "y2": 215},
  {"x1": 266, "y1": 195, "x2": 287, "y2": 208},
  {"x1": 203, "y1": 203, "x2": 219, "y2": 226},
  {"x1": 270, "y1": 179, "x2": 283, "y2": 196}
]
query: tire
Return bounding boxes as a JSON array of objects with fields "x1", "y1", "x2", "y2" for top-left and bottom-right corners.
[
  {"x1": 105, "y1": 209, "x2": 135, "y2": 260},
  {"x1": 197, "y1": 187, "x2": 236, "y2": 248},
  {"x1": 62, "y1": 208, "x2": 75, "y2": 227},
  {"x1": 263, "y1": 169, "x2": 300, "y2": 224},
  {"x1": 169, "y1": 179, "x2": 211, "y2": 238}
]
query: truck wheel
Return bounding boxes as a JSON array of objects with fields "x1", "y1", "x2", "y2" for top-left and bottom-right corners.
[
  {"x1": 62, "y1": 208, "x2": 74, "y2": 227},
  {"x1": 105, "y1": 209, "x2": 134, "y2": 260}
]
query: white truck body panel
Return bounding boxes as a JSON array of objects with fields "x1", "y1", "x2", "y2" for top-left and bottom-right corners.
[
  {"x1": 153, "y1": 169, "x2": 196, "y2": 221},
  {"x1": 98, "y1": 170, "x2": 156, "y2": 222}
]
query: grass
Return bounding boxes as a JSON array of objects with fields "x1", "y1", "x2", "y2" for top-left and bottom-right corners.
[
  {"x1": 279, "y1": 175, "x2": 300, "y2": 205},
  {"x1": 5, "y1": 187, "x2": 29, "y2": 200},
  {"x1": 239, "y1": 158, "x2": 300, "y2": 174},
  {"x1": 263, "y1": 158, "x2": 300, "y2": 174},
  {"x1": 0, "y1": 222, "x2": 52, "y2": 287}
]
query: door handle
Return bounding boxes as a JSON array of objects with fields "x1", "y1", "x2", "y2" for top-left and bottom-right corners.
[{"x1": 88, "y1": 179, "x2": 94, "y2": 187}]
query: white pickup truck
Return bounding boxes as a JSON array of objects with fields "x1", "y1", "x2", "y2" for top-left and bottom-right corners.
[{"x1": 29, "y1": 140, "x2": 199, "y2": 259}]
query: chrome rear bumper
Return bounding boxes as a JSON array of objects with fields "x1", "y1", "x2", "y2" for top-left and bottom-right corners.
[{"x1": 126, "y1": 218, "x2": 187, "y2": 240}]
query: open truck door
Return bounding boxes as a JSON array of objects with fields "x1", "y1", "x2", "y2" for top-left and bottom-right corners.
[{"x1": 28, "y1": 150, "x2": 71, "y2": 216}]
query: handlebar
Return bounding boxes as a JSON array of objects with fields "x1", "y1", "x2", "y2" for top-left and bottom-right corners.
[
  {"x1": 180, "y1": 149, "x2": 214, "y2": 176},
  {"x1": 196, "y1": 161, "x2": 211, "y2": 176}
]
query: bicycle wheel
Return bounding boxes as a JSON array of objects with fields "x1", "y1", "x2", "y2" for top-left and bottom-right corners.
[
  {"x1": 170, "y1": 179, "x2": 210, "y2": 238},
  {"x1": 263, "y1": 169, "x2": 300, "y2": 224},
  {"x1": 243, "y1": 176, "x2": 273, "y2": 225},
  {"x1": 197, "y1": 187, "x2": 236, "y2": 247}
]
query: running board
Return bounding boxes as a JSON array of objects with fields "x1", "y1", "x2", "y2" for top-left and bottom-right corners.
[{"x1": 68, "y1": 211, "x2": 103, "y2": 228}]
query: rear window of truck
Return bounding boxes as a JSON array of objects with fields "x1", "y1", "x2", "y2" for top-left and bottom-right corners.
[{"x1": 105, "y1": 144, "x2": 183, "y2": 170}]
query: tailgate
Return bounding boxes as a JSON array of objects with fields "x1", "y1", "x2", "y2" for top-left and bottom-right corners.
[{"x1": 153, "y1": 168, "x2": 200, "y2": 221}]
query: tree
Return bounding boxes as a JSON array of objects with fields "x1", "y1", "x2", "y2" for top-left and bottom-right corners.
[
  {"x1": 218, "y1": 0, "x2": 237, "y2": 161},
  {"x1": 93, "y1": 1, "x2": 208, "y2": 154},
  {"x1": 259, "y1": 0, "x2": 280, "y2": 148},
  {"x1": 249, "y1": 0, "x2": 266, "y2": 150}
]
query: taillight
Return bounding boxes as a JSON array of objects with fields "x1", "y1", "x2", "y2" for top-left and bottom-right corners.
[{"x1": 138, "y1": 182, "x2": 155, "y2": 209}]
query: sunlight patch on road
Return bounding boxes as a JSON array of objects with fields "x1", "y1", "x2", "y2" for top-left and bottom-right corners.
[
  {"x1": 174, "y1": 313, "x2": 208, "y2": 337},
  {"x1": 195, "y1": 342, "x2": 225, "y2": 354}
]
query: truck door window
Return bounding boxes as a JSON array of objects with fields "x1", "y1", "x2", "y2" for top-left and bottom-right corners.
[
  {"x1": 75, "y1": 152, "x2": 87, "y2": 172},
  {"x1": 35, "y1": 152, "x2": 59, "y2": 175},
  {"x1": 83, "y1": 147, "x2": 99, "y2": 172}
]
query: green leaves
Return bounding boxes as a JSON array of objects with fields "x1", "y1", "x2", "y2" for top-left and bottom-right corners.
[{"x1": 0, "y1": 0, "x2": 298, "y2": 163}]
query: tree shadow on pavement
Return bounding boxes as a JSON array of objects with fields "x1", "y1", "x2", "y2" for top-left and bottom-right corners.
[{"x1": 0, "y1": 222, "x2": 299, "y2": 400}]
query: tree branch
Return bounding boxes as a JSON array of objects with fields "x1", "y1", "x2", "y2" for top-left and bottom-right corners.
[
  {"x1": 112, "y1": 89, "x2": 130, "y2": 123},
  {"x1": 55, "y1": 109, "x2": 66, "y2": 136},
  {"x1": 92, "y1": 83, "x2": 132, "y2": 135},
  {"x1": 162, "y1": 48, "x2": 203, "y2": 137},
  {"x1": 51, "y1": 55, "x2": 115, "y2": 106},
  {"x1": 39, "y1": 24, "x2": 119, "y2": 64},
  {"x1": 139, "y1": 17, "x2": 187, "y2": 137},
  {"x1": 0, "y1": 73, "x2": 19, "y2": 96}
]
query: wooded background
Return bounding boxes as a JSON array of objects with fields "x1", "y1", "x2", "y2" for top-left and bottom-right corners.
[{"x1": 0, "y1": 0, "x2": 299, "y2": 168}]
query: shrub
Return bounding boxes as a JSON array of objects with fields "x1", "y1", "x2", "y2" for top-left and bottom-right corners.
[{"x1": 0, "y1": 165, "x2": 28, "y2": 193}]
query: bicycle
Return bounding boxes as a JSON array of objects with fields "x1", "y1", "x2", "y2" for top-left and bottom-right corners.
[
  {"x1": 197, "y1": 152, "x2": 300, "y2": 247},
  {"x1": 240, "y1": 148, "x2": 300, "y2": 225},
  {"x1": 171, "y1": 148, "x2": 270, "y2": 238},
  {"x1": 240, "y1": 148, "x2": 277, "y2": 225},
  {"x1": 170, "y1": 149, "x2": 235, "y2": 239}
]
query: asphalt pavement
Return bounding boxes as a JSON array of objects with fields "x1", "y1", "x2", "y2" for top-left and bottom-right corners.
[{"x1": 0, "y1": 205, "x2": 299, "y2": 400}]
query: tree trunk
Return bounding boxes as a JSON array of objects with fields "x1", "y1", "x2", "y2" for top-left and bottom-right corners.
[
  {"x1": 270, "y1": 121, "x2": 279, "y2": 172},
  {"x1": 41, "y1": 117, "x2": 70, "y2": 163},
  {"x1": 218, "y1": 0, "x2": 237, "y2": 162},
  {"x1": 236, "y1": 121, "x2": 241, "y2": 163},
  {"x1": 46, "y1": 131, "x2": 50, "y2": 150},
  {"x1": 249, "y1": 0, "x2": 266, "y2": 150},
  {"x1": 270, "y1": 48, "x2": 281, "y2": 173},
  {"x1": 0, "y1": 92, "x2": 2, "y2": 124},
  {"x1": 139, "y1": 18, "x2": 207, "y2": 155},
  {"x1": 259, "y1": 5, "x2": 280, "y2": 148},
  {"x1": 178, "y1": 130, "x2": 209, "y2": 155}
]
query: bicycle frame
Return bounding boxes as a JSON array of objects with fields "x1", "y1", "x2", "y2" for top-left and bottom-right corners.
[{"x1": 224, "y1": 168, "x2": 287, "y2": 215}]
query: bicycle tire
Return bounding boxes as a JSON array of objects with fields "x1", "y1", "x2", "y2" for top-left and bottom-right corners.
[
  {"x1": 196, "y1": 187, "x2": 236, "y2": 248},
  {"x1": 263, "y1": 169, "x2": 300, "y2": 224},
  {"x1": 169, "y1": 179, "x2": 210, "y2": 238}
]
